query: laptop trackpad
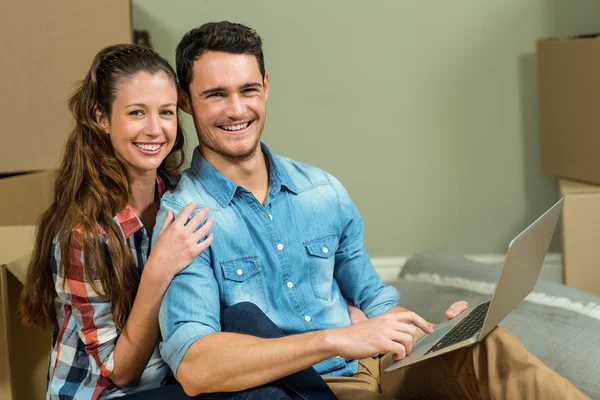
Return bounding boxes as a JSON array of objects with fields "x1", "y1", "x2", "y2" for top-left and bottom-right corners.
[{"x1": 414, "y1": 316, "x2": 461, "y2": 350}]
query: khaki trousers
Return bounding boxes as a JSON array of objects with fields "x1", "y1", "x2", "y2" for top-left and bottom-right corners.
[{"x1": 324, "y1": 327, "x2": 590, "y2": 400}]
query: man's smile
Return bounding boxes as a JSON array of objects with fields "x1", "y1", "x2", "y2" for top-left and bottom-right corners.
[{"x1": 217, "y1": 120, "x2": 254, "y2": 133}]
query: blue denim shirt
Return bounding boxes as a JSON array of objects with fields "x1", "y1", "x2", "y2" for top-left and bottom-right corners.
[{"x1": 155, "y1": 143, "x2": 400, "y2": 377}]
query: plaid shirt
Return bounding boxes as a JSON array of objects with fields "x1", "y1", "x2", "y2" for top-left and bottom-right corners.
[{"x1": 47, "y1": 173, "x2": 175, "y2": 400}]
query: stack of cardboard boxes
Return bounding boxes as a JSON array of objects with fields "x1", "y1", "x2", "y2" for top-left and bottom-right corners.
[
  {"x1": 0, "y1": 1, "x2": 132, "y2": 399},
  {"x1": 537, "y1": 35, "x2": 600, "y2": 297}
]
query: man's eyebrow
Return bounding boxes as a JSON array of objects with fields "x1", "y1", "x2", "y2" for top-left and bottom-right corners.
[
  {"x1": 200, "y1": 87, "x2": 227, "y2": 97},
  {"x1": 241, "y1": 82, "x2": 262, "y2": 89},
  {"x1": 200, "y1": 82, "x2": 263, "y2": 97}
]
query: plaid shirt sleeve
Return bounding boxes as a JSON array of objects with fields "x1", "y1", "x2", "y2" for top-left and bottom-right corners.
[{"x1": 52, "y1": 233, "x2": 118, "y2": 381}]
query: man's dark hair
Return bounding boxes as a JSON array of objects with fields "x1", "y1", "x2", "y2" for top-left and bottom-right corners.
[{"x1": 176, "y1": 21, "x2": 265, "y2": 96}]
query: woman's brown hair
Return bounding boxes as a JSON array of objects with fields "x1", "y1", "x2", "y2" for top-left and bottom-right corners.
[{"x1": 20, "y1": 44, "x2": 185, "y2": 330}]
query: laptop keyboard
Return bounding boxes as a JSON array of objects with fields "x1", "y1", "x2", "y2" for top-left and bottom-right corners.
[{"x1": 424, "y1": 300, "x2": 491, "y2": 356}]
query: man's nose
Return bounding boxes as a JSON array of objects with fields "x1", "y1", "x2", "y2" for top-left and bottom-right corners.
[{"x1": 225, "y1": 94, "x2": 245, "y2": 119}]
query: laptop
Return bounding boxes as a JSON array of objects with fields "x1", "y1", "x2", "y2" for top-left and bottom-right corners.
[{"x1": 385, "y1": 198, "x2": 564, "y2": 372}]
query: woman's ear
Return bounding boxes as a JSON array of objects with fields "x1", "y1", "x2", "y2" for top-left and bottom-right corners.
[{"x1": 94, "y1": 106, "x2": 110, "y2": 134}]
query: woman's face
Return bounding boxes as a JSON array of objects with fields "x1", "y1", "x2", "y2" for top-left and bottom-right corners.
[{"x1": 102, "y1": 71, "x2": 178, "y2": 178}]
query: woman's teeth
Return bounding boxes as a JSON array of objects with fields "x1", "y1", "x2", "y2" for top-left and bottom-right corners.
[{"x1": 135, "y1": 143, "x2": 161, "y2": 151}]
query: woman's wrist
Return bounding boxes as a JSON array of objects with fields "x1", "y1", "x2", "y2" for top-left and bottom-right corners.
[{"x1": 141, "y1": 257, "x2": 173, "y2": 286}]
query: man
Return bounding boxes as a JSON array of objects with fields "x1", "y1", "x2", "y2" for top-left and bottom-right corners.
[{"x1": 154, "y1": 21, "x2": 589, "y2": 399}]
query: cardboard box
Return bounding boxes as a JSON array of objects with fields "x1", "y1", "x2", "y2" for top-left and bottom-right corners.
[
  {"x1": 537, "y1": 34, "x2": 600, "y2": 185},
  {"x1": 1, "y1": 0, "x2": 132, "y2": 174},
  {"x1": 0, "y1": 226, "x2": 49, "y2": 400},
  {"x1": 0, "y1": 171, "x2": 57, "y2": 226},
  {"x1": 0, "y1": 171, "x2": 58, "y2": 400},
  {"x1": 559, "y1": 179, "x2": 600, "y2": 296}
]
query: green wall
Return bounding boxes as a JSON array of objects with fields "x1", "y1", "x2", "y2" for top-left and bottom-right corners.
[{"x1": 132, "y1": 0, "x2": 600, "y2": 256}]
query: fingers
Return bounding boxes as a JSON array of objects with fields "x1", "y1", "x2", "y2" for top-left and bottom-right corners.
[
  {"x1": 174, "y1": 203, "x2": 197, "y2": 226},
  {"x1": 193, "y1": 216, "x2": 214, "y2": 242},
  {"x1": 389, "y1": 340, "x2": 407, "y2": 361},
  {"x1": 185, "y1": 207, "x2": 210, "y2": 232},
  {"x1": 379, "y1": 319, "x2": 426, "y2": 360},
  {"x1": 158, "y1": 210, "x2": 174, "y2": 235},
  {"x1": 389, "y1": 320, "x2": 418, "y2": 338},
  {"x1": 196, "y1": 232, "x2": 214, "y2": 253},
  {"x1": 388, "y1": 330, "x2": 415, "y2": 355},
  {"x1": 445, "y1": 301, "x2": 469, "y2": 319},
  {"x1": 391, "y1": 311, "x2": 433, "y2": 334}
]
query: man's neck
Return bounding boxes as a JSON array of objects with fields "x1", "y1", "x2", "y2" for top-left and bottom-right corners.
[{"x1": 200, "y1": 145, "x2": 270, "y2": 205}]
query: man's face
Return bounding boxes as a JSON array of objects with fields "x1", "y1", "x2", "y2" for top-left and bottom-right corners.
[{"x1": 181, "y1": 51, "x2": 269, "y2": 162}]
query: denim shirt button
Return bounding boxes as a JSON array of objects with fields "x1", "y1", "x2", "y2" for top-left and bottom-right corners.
[
  {"x1": 236, "y1": 268, "x2": 243, "y2": 276},
  {"x1": 287, "y1": 281, "x2": 294, "y2": 288},
  {"x1": 269, "y1": 214, "x2": 273, "y2": 220},
  {"x1": 277, "y1": 243, "x2": 284, "y2": 251},
  {"x1": 304, "y1": 315, "x2": 311, "y2": 322},
  {"x1": 322, "y1": 247, "x2": 329, "y2": 254}
]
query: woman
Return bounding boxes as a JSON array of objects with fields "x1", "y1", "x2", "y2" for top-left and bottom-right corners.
[
  {"x1": 20, "y1": 44, "x2": 339, "y2": 400},
  {"x1": 19, "y1": 44, "x2": 214, "y2": 399}
]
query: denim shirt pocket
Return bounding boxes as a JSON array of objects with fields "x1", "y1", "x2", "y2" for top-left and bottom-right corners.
[
  {"x1": 220, "y1": 256, "x2": 269, "y2": 312},
  {"x1": 304, "y1": 235, "x2": 339, "y2": 301}
]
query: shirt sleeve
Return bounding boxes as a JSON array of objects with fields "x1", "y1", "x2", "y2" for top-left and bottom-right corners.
[
  {"x1": 154, "y1": 201, "x2": 222, "y2": 375},
  {"x1": 53, "y1": 234, "x2": 118, "y2": 378},
  {"x1": 328, "y1": 174, "x2": 401, "y2": 319}
]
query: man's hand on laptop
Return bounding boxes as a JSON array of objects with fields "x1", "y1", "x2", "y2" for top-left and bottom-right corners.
[
  {"x1": 325, "y1": 310, "x2": 433, "y2": 361},
  {"x1": 382, "y1": 301, "x2": 469, "y2": 357},
  {"x1": 412, "y1": 300, "x2": 470, "y2": 344},
  {"x1": 331, "y1": 301, "x2": 469, "y2": 362}
]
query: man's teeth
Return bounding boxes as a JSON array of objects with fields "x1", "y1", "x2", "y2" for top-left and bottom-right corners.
[
  {"x1": 221, "y1": 122, "x2": 249, "y2": 131},
  {"x1": 135, "y1": 143, "x2": 161, "y2": 151}
]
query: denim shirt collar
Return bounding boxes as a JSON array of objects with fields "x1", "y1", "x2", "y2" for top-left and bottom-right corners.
[{"x1": 191, "y1": 142, "x2": 298, "y2": 208}]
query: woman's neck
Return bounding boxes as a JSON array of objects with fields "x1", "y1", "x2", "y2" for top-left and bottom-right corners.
[{"x1": 128, "y1": 170, "x2": 159, "y2": 236}]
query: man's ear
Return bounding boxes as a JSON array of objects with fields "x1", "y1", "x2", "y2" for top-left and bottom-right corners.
[
  {"x1": 94, "y1": 106, "x2": 110, "y2": 134},
  {"x1": 178, "y1": 89, "x2": 193, "y2": 115},
  {"x1": 263, "y1": 70, "x2": 270, "y2": 101}
]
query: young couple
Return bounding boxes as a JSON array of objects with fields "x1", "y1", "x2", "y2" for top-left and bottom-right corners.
[{"x1": 22, "y1": 21, "x2": 589, "y2": 400}]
